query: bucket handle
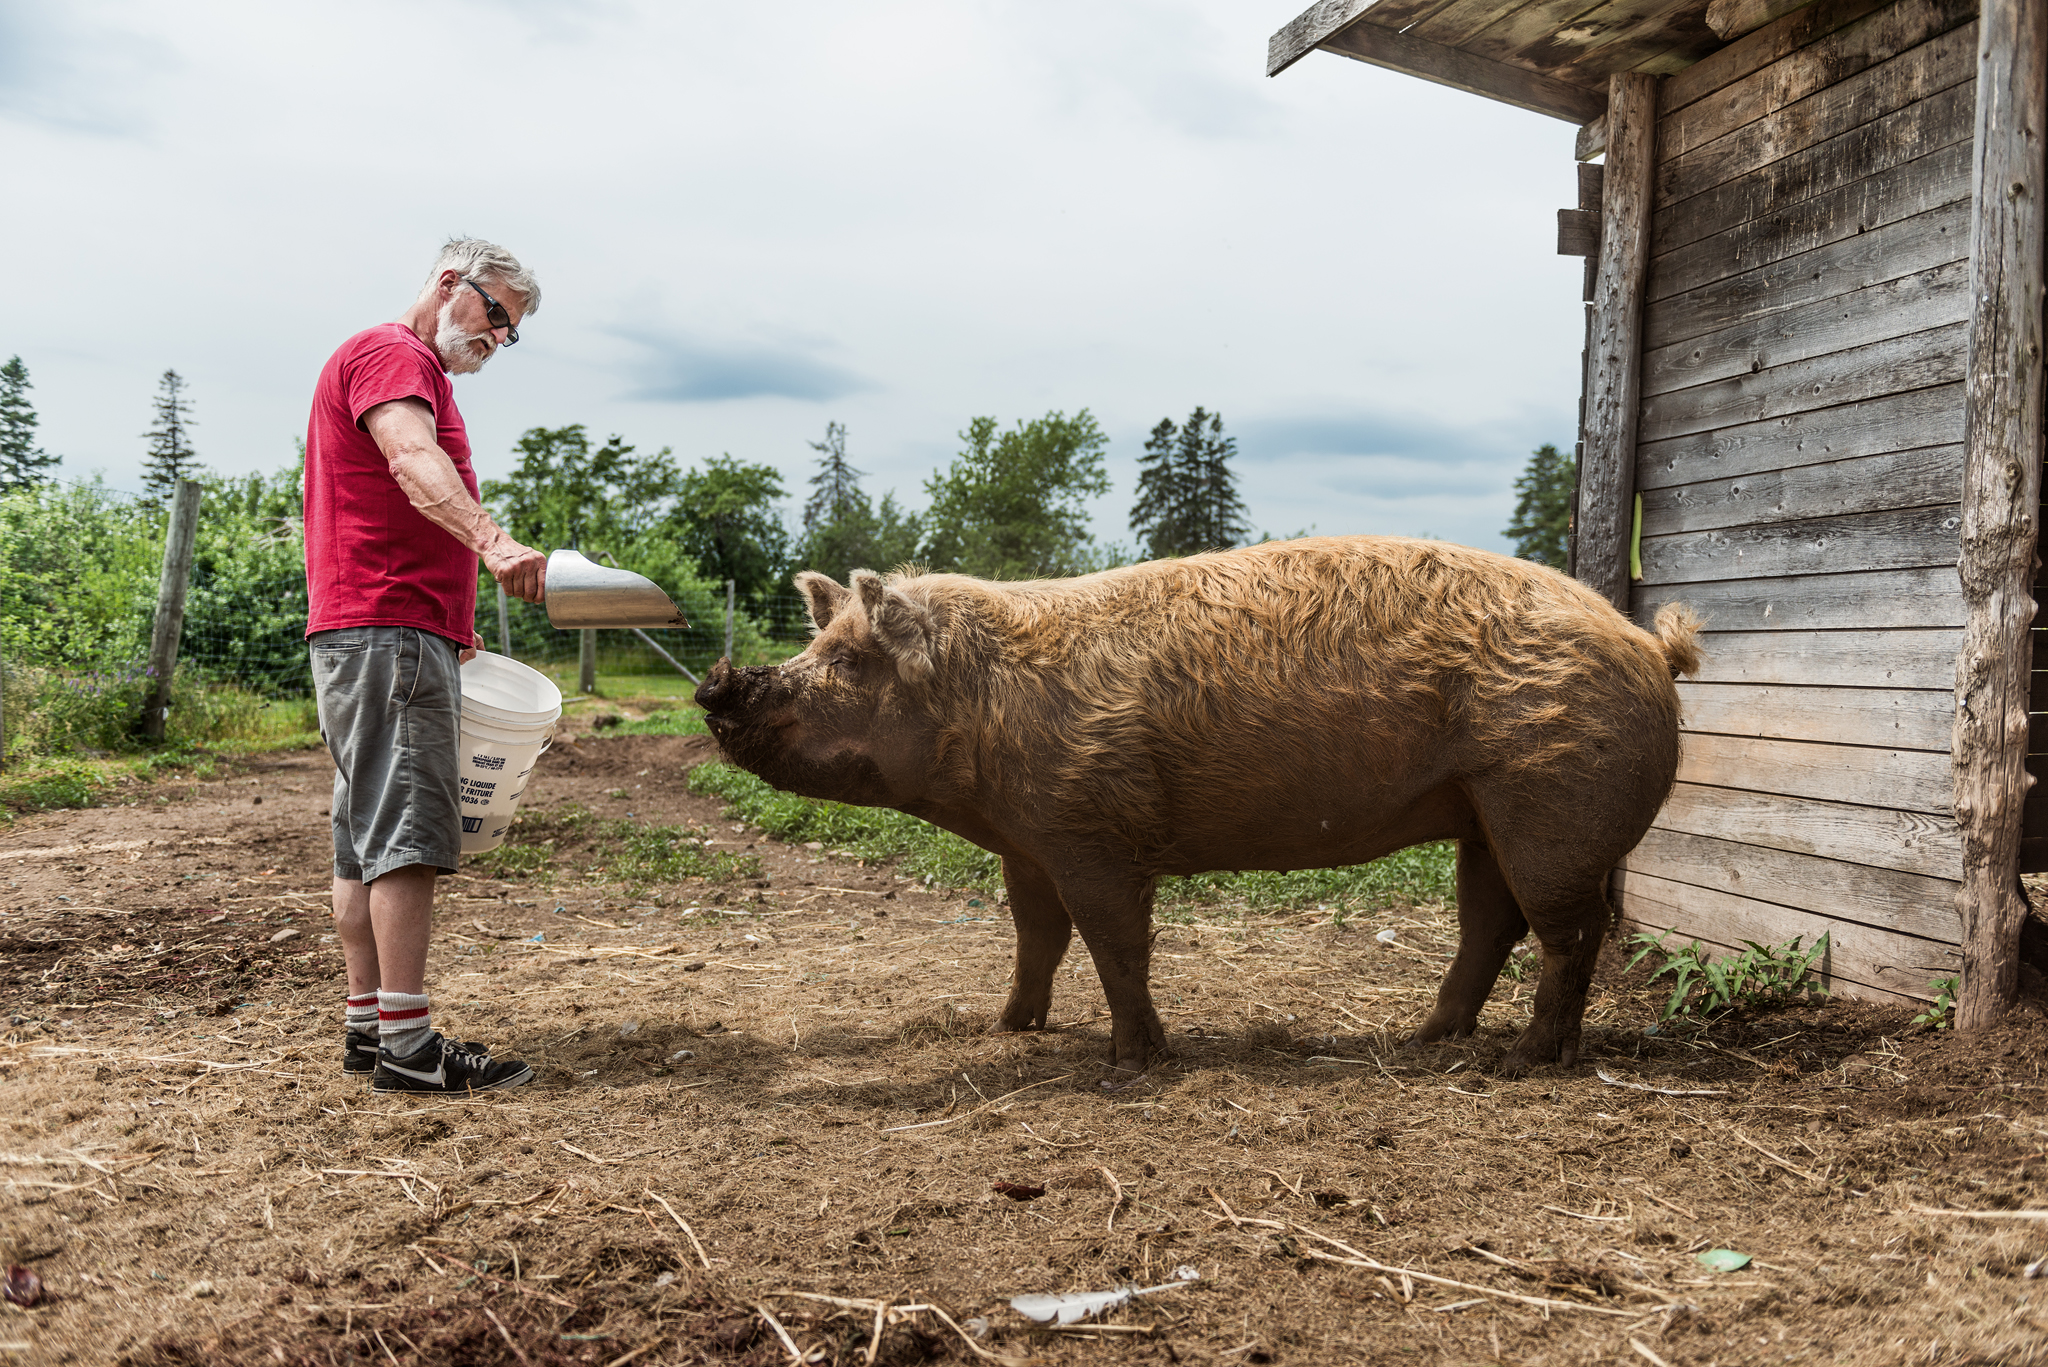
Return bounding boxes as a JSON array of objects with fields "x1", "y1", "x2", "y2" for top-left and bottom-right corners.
[{"x1": 536, "y1": 723, "x2": 556, "y2": 756}]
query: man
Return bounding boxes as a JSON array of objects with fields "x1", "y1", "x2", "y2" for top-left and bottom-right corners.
[{"x1": 304, "y1": 238, "x2": 549, "y2": 1093}]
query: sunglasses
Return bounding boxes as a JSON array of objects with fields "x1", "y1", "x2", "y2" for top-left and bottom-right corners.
[{"x1": 462, "y1": 278, "x2": 520, "y2": 345}]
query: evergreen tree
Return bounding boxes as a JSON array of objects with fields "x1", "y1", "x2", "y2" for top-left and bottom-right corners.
[
  {"x1": 801, "y1": 422, "x2": 865, "y2": 532},
  {"x1": 141, "y1": 369, "x2": 198, "y2": 501},
  {"x1": 1129, "y1": 407, "x2": 1249, "y2": 559},
  {"x1": 0, "y1": 356, "x2": 59, "y2": 491},
  {"x1": 1503, "y1": 442, "x2": 1576, "y2": 568}
]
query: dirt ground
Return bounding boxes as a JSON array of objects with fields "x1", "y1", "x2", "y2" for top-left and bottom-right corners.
[{"x1": 2, "y1": 726, "x2": 2046, "y2": 1367}]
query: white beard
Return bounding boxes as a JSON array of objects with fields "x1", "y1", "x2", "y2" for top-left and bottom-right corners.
[{"x1": 435, "y1": 299, "x2": 494, "y2": 375}]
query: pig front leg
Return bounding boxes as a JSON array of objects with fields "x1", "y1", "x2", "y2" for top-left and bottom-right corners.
[
  {"x1": 1058, "y1": 872, "x2": 1166, "y2": 1076},
  {"x1": 993, "y1": 856, "x2": 1073, "y2": 1032}
]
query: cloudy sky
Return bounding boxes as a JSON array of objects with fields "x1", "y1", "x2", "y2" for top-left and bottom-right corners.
[{"x1": 2, "y1": 0, "x2": 1587, "y2": 557}]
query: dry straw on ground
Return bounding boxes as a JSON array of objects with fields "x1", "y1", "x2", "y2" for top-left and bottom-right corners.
[{"x1": 1, "y1": 731, "x2": 2044, "y2": 1365}]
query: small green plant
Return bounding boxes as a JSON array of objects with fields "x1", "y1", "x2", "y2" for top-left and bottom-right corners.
[
  {"x1": 1626, "y1": 929, "x2": 1830, "y2": 1022},
  {"x1": 468, "y1": 801, "x2": 761, "y2": 893},
  {"x1": 1501, "y1": 942, "x2": 1537, "y2": 982},
  {"x1": 1912, "y1": 975, "x2": 1959, "y2": 1029},
  {"x1": 0, "y1": 760, "x2": 104, "y2": 814}
]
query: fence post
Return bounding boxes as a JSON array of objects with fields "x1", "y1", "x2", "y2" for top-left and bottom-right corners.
[
  {"x1": 140, "y1": 478, "x2": 204, "y2": 741},
  {"x1": 496, "y1": 582, "x2": 511, "y2": 657},
  {"x1": 724, "y1": 579, "x2": 735, "y2": 663},
  {"x1": 579, "y1": 628, "x2": 596, "y2": 695}
]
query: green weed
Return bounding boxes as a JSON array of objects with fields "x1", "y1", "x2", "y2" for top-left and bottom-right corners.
[
  {"x1": 1912, "y1": 975, "x2": 1959, "y2": 1029},
  {"x1": 1626, "y1": 929, "x2": 1830, "y2": 1022},
  {"x1": 0, "y1": 761, "x2": 104, "y2": 814},
  {"x1": 601, "y1": 708, "x2": 710, "y2": 738}
]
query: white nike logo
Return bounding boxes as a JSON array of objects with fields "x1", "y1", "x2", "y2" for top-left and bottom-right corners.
[{"x1": 382, "y1": 1058, "x2": 445, "y2": 1085}]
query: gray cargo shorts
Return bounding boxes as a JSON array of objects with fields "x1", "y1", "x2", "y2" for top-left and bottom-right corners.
[{"x1": 310, "y1": 626, "x2": 463, "y2": 883}]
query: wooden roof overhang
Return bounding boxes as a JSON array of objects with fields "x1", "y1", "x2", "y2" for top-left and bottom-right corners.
[{"x1": 1267, "y1": 0, "x2": 1772, "y2": 131}]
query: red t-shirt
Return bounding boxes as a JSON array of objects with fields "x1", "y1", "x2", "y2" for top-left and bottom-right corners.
[{"x1": 303, "y1": 324, "x2": 479, "y2": 646}]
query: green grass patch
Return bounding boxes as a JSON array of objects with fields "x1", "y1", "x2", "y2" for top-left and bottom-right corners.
[
  {"x1": 687, "y1": 761, "x2": 1459, "y2": 914},
  {"x1": 470, "y1": 801, "x2": 761, "y2": 895},
  {"x1": 592, "y1": 707, "x2": 710, "y2": 738},
  {"x1": 0, "y1": 760, "x2": 106, "y2": 815}
]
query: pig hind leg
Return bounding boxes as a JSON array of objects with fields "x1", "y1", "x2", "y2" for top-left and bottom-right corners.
[
  {"x1": 1497, "y1": 883, "x2": 1611, "y2": 1075},
  {"x1": 993, "y1": 856, "x2": 1073, "y2": 1033},
  {"x1": 1408, "y1": 840, "x2": 1528, "y2": 1045},
  {"x1": 1057, "y1": 873, "x2": 1166, "y2": 1075}
]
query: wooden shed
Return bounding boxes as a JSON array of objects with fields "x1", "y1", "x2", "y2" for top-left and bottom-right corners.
[{"x1": 1269, "y1": 0, "x2": 2044, "y2": 1023}]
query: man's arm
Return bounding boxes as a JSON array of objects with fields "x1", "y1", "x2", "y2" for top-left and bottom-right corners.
[{"x1": 361, "y1": 398, "x2": 547, "y2": 603}]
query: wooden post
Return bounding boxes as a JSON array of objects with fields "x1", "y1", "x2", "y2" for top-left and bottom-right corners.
[
  {"x1": 496, "y1": 582, "x2": 511, "y2": 658},
  {"x1": 724, "y1": 579, "x2": 736, "y2": 663},
  {"x1": 140, "y1": 478, "x2": 204, "y2": 741},
  {"x1": 1575, "y1": 72, "x2": 1658, "y2": 614},
  {"x1": 1953, "y1": 0, "x2": 2047, "y2": 1032},
  {"x1": 579, "y1": 628, "x2": 596, "y2": 695}
]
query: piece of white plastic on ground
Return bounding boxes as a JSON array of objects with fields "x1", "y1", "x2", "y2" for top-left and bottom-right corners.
[
  {"x1": 1010, "y1": 1269, "x2": 1200, "y2": 1325},
  {"x1": 1375, "y1": 928, "x2": 1398, "y2": 944},
  {"x1": 669, "y1": 1049, "x2": 695, "y2": 1062},
  {"x1": 1595, "y1": 1067, "x2": 1730, "y2": 1098},
  {"x1": 2024, "y1": 1256, "x2": 2045, "y2": 1280},
  {"x1": 1695, "y1": 1249, "x2": 1751, "y2": 1272}
]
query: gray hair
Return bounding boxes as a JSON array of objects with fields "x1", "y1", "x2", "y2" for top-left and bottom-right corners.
[{"x1": 425, "y1": 237, "x2": 541, "y2": 314}]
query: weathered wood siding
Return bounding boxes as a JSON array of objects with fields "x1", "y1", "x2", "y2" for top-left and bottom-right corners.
[{"x1": 1614, "y1": 0, "x2": 1978, "y2": 1003}]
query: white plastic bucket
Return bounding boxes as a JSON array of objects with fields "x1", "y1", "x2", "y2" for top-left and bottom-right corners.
[{"x1": 456, "y1": 651, "x2": 562, "y2": 854}]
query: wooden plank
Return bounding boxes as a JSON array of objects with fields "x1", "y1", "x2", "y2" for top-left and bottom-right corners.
[
  {"x1": 1649, "y1": 139, "x2": 1973, "y2": 302},
  {"x1": 1953, "y1": 0, "x2": 2048, "y2": 1030},
  {"x1": 1638, "y1": 383, "x2": 1965, "y2": 490},
  {"x1": 1659, "y1": 20, "x2": 1976, "y2": 210},
  {"x1": 1705, "y1": 0, "x2": 1820, "y2": 42},
  {"x1": 1636, "y1": 565, "x2": 1963, "y2": 631},
  {"x1": 1624, "y1": 827, "x2": 1961, "y2": 938},
  {"x1": 1640, "y1": 444, "x2": 1962, "y2": 536},
  {"x1": 1679, "y1": 680, "x2": 1954, "y2": 752},
  {"x1": 1683, "y1": 628, "x2": 1961, "y2": 691},
  {"x1": 1676, "y1": 732, "x2": 1954, "y2": 814},
  {"x1": 1645, "y1": 198, "x2": 1970, "y2": 350},
  {"x1": 1637, "y1": 503, "x2": 1961, "y2": 585},
  {"x1": 1654, "y1": 778, "x2": 1960, "y2": 878},
  {"x1": 1577, "y1": 71, "x2": 1658, "y2": 611},
  {"x1": 1312, "y1": 19, "x2": 1608, "y2": 122},
  {"x1": 1543, "y1": 0, "x2": 1721, "y2": 88},
  {"x1": 1638, "y1": 320, "x2": 1967, "y2": 444},
  {"x1": 1663, "y1": 0, "x2": 1896, "y2": 114},
  {"x1": 1643, "y1": 257, "x2": 1969, "y2": 397},
  {"x1": 1414, "y1": 0, "x2": 1600, "y2": 52},
  {"x1": 1652, "y1": 80, "x2": 1975, "y2": 259},
  {"x1": 1268, "y1": 0, "x2": 1381, "y2": 77},
  {"x1": 1618, "y1": 871, "x2": 1954, "y2": 1002},
  {"x1": 1663, "y1": 0, "x2": 1978, "y2": 164},
  {"x1": 1459, "y1": 0, "x2": 1672, "y2": 69}
]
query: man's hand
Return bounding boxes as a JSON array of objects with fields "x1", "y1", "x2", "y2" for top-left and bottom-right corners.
[
  {"x1": 461, "y1": 631, "x2": 482, "y2": 665},
  {"x1": 484, "y1": 535, "x2": 547, "y2": 603}
]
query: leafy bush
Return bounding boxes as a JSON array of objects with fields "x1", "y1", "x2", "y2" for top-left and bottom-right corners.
[{"x1": 1626, "y1": 930, "x2": 1831, "y2": 1021}]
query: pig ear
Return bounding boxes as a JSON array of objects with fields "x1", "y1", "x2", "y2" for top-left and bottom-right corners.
[
  {"x1": 794, "y1": 571, "x2": 851, "y2": 632},
  {"x1": 851, "y1": 570, "x2": 934, "y2": 683}
]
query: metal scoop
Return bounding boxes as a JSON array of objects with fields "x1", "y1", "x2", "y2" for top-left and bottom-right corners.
[{"x1": 543, "y1": 549, "x2": 690, "y2": 629}]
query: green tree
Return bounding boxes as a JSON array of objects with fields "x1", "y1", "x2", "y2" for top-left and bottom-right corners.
[
  {"x1": 920, "y1": 410, "x2": 1110, "y2": 579},
  {"x1": 1129, "y1": 406, "x2": 1250, "y2": 559},
  {"x1": 675, "y1": 455, "x2": 793, "y2": 613},
  {"x1": 0, "y1": 356, "x2": 59, "y2": 491},
  {"x1": 482, "y1": 424, "x2": 683, "y2": 556},
  {"x1": 1504, "y1": 442, "x2": 1576, "y2": 568},
  {"x1": 141, "y1": 369, "x2": 198, "y2": 502},
  {"x1": 796, "y1": 423, "x2": 921, "y2": 581}
]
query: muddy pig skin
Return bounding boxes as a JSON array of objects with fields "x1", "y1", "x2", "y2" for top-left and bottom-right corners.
[{"x1": 695, "y1": 536, "x2": 1702, "y2": 1077}]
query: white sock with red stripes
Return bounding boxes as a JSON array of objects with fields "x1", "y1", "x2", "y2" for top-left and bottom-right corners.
[
  {"x1": 376, "y1": 990, "x2": 434, "y2": 1058},
  {"x1": 345, "y1": 992, "x2": 379, "y2": 1035}
]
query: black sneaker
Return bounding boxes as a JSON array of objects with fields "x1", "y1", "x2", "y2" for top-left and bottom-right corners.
[
  {"x1": 370, "y1": 1033, "x2": 534, "y2": 1094},
  {"x1": 344, "y1": 1026, "x2": 379, "y2": 1075}
]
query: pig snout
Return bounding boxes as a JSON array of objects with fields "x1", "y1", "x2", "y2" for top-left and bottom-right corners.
[{"x1": 693, "y1": 659, "x2": 782, "y2": 739}]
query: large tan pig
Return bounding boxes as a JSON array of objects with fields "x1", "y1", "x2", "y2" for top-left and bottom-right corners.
[{"x1": 694, "y1": 536, "x2": 1701, "y2": 1077}]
